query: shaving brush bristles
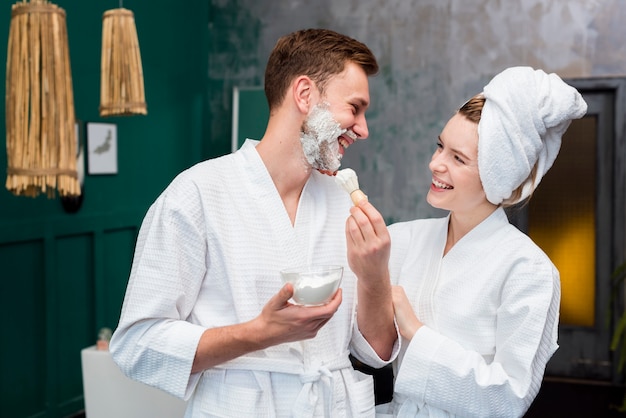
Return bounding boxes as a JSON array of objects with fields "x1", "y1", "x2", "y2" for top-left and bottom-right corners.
[
  {"x1": 335, "y1": 168, "x2": 367, "y2": 205},
  {"x1": 335, "y1": 168, "x2": 360, "y2": 192}
]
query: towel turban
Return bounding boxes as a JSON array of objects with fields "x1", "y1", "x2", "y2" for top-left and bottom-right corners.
[{"x1": 477, "y1": 66, "x2": 588, "y2": 205}]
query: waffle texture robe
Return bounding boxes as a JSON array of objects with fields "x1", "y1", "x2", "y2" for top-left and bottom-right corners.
[
  {"x1": 382, "y1": 207, "x2": 560, "y2": 418},
  {"x1": 110, "y1": 140, "x2": 395, "y2": 417}
]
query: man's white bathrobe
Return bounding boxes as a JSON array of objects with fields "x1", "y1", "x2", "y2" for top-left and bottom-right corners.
[
  {"x1": 384, "y1": 208, "x2": 560, "y2": 418},
  {"x1": 110, "y1": 140, "x2": 395, "y2": 417}
]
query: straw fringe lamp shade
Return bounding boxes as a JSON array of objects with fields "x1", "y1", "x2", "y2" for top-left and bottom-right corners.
[
  {"x1": 5, "y1": 0, "x2": 80, "y2": 198},
  {"x1": 100, "y1": 8, "x2": 147, "y2": 117}
]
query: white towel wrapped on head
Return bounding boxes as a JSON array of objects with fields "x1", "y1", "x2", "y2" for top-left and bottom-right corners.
[{"x1": 477, "y1": 66, "x2": 588, "y2": 205}]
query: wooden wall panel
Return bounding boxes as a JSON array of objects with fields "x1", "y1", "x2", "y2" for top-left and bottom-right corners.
[
  {"x1": 55, "y1": 233, "x2": 95, "y2": 414},
  {"x1": 100, "y1": 227, "x2": 138, "y2": 331},
  {"x1": 0, "y1": 215, "x2": 141, "y2": 417},
  {"x1": 0, "y1": 240, "x2": 46, "y2": 417}
]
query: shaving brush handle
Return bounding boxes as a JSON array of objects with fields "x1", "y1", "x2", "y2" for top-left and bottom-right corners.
[{"x1": 350, "y1": 189, "x2": 368, "y2": 206}]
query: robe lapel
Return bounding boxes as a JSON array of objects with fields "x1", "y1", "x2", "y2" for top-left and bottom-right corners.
[{"x1": 414, "y1": 216, "x2": 448, "y2": 327}]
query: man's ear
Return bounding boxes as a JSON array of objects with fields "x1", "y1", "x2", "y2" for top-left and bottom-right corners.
[{"x1": 292, "y1": 75, "x2": 315, "y2": 114}]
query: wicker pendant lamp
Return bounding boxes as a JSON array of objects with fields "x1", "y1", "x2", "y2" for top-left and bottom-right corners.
[
  {"x1": 5, "y1": 0, "x2": 80, "y2": 198},
  {"x1": 99, "y1": 6, "x2": 147, "y2": 117}
]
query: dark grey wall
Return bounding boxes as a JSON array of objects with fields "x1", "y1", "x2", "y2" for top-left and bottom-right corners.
[{"x1": 207, "y1": 0, "x2": 626, "y2": 222}]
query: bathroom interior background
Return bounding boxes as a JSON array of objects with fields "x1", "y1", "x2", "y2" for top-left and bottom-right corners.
[{"x1": 1, "y1": 0, "x2": 624, "y2": 416}]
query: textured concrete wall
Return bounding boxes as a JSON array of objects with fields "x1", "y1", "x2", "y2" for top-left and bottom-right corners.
[{"x1": 208, "y1": 0, "x2": 626, "y2": 222}]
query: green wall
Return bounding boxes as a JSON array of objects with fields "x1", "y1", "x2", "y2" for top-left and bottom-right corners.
[{"x1": 0, "y1": 1, "x2": 210, "y2": 416}]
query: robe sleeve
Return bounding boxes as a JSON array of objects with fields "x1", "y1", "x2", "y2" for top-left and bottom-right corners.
[
  {"x1": 349, "y1": 221, "x2": 410, "y2": 368},
  {"x1": 350, "y1": 317, "x2": 401, "y2": 368},
  {"x1": 110, "y1": 176, "x2": 208, "y2": 400},
  {"x1": 394, "y1": 256, "x2": 560, "y2": 418}
]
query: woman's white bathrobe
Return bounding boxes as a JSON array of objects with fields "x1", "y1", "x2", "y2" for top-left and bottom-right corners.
[
  {"x1": 110, "y1": 140, "x2": 395, "y2": 417},
  {"x1": 384, "y1": 208, "x2": 560, "y2": 418}
]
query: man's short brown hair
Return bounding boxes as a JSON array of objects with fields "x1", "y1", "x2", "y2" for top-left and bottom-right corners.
[{"x1": 264, "y1": 28, "x2": 379, "y2": 111}]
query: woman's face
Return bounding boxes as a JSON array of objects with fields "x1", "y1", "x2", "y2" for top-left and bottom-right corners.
[{"x1": 427, "y1": 113, "x2": 491, "y2": 215}]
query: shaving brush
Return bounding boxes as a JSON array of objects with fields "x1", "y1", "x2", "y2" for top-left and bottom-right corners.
[{"x1": 335, "y1": 168, "x2": 368, "y2": 205}]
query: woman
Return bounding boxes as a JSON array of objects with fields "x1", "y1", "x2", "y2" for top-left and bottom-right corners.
[{"x1": 347, "y1": 66, "x2": 587, "y2": 417}]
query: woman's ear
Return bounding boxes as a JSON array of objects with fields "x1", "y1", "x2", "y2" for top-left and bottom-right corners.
[{"x1": 292, "y1": 75, "x2": 315, "y2": 114}]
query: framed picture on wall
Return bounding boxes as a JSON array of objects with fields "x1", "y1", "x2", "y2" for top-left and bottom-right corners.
[{"x1": 86, "y1": 122, "x2": 118, "y2": 175}]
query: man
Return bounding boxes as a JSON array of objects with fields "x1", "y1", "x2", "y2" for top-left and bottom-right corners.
[{"x1": 110, "y1": 28, "x2": 397, "y2": 417}]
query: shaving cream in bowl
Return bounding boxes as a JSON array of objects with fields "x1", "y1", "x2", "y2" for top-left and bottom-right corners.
[{"x1": 280, "y1": 265, "x2": 343, "y2": 306}]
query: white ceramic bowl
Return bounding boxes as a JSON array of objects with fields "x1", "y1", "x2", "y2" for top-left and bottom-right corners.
[{"x1": 280, "y1": 265, "x2": 343, "y2": 306}]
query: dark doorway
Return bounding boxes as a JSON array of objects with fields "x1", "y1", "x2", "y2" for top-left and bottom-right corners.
[{"x1": 510, "y1": 77, "x2": 626, "y2": 416}]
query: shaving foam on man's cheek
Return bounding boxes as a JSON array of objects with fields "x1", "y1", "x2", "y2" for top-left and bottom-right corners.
[{"x1": 300, "y1": 103, "x2": 345, "y2": 172}]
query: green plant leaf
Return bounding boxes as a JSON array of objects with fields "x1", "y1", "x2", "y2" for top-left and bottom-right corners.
[
  {"x1": 611, "y1": 312, "x2": 626, "y2": 352},
  {"x1": 612, "y1": 262, "x2": 626, "y2": 284}
]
